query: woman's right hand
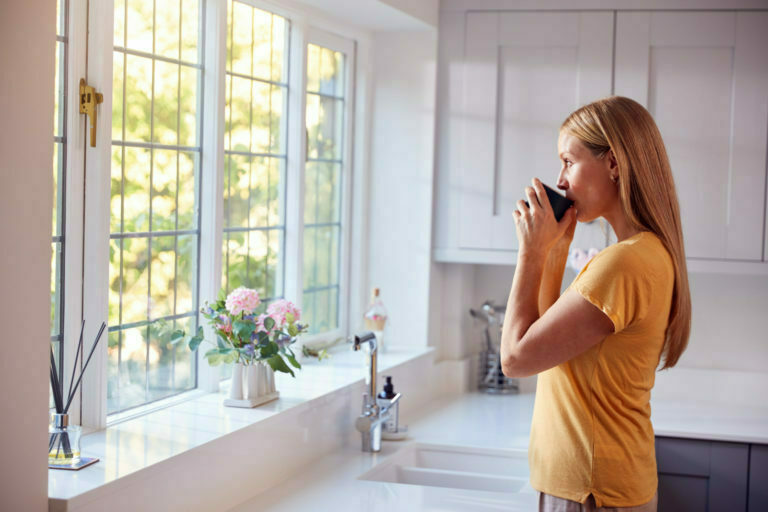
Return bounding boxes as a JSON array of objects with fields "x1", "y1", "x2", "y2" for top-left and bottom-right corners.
[{"x1": 549, "y1": 207, "x2": 578, "y2": 260}]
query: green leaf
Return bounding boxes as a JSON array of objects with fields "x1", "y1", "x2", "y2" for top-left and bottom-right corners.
[
  {"x1": 285, "y1": 312, "x2": 295, "y2": 324},
  {"x1": 267, "y1": 355, "x2": 294, "y2": 377},
  {"x1": 217, "y1": 336, "x2": 228, "y2": 350},
  {"x1": 263, "y1": 316, "x2": 275, "y2": 331},
  {"x1": 188, "y1": 335, "x2": 204, "y2": 351},
  {"x1": 217, "y1": 288, "x2": 227, "y2": 301},
  {"x1": 285, "y1": 351, "x2": 301, "y2": 369},
  {"x1": 260, "y1": 341, "x2": 278, "y2": 358},
  {"x1": 170, "y1": 330, "x2": 185, "y2": 344},
  {"x1": 223, "y1": 352, "x2": 237, "y2": 364},
  {"x1": 256, "y1": 331, "x2": 269, "y2": 344},
  {"x1": 234, "y1": 320, "x2": 255, "y2": 340},
  {"x1": 287, "y1": 324, "x2": 298, "y2": 337}
]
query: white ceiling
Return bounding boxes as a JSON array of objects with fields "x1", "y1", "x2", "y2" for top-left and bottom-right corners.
[{"x1": 290, "y1": 0, "x2": 435, "y2": 31}]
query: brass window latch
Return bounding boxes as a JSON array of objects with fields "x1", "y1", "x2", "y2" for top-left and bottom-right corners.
[{"x1": 79, "y1": 79, "x2": 103, "y2": 147}]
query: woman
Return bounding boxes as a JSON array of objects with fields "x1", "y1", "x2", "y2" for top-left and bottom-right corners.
[{"x1": 500, "y1": 96, "x2": 691, "y2": 511}]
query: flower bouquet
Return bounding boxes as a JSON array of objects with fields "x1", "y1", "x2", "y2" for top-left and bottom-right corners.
[{"x1": 176, "y1": 287, "x2": 308, "y2": 376}]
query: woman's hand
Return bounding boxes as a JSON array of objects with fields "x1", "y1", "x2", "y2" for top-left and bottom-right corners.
[{"x1": 513, "y1": 178, "x2": 577, "y2": 259}]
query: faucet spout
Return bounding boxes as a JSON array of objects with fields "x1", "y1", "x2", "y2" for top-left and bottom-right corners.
[{"x1": 353, "y1": 331, "x2": 378, "y2": 402}]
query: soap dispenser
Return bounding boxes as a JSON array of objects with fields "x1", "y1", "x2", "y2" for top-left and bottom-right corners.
[{"x1": 377, "y1": 375, "x2": 399, "y2": 435}]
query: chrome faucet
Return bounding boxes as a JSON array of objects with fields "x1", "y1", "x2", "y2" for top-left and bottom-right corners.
[{"x1": 353, "y1": 332, "x2": 401, "y2": 452}]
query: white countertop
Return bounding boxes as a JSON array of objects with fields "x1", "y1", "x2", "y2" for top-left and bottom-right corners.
[
  {"x1": 230, "y1": 367, "x2": 768, "y2": 511},
  {"x1": 48, "y1": 347, "x2": 435, "y2": 506},
  {"x1": 229, "y1": 393, "x2": 541, "y2": 512}
]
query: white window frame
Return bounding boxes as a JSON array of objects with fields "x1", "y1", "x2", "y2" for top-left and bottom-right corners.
[
  {"x1": 65, "y1": 0, "x2": 370, "y2": 429},
  {"x1": 299, "y1": 26, "x2": 356, "y2": 347}
]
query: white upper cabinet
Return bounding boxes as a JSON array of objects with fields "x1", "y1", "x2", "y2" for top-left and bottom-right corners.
[
  {"x1": 615, "y1": 11, "x2": 768, "y2": 261},
  {"x1": 457, "y1": 11, "x2": 614, "y2": 253}
]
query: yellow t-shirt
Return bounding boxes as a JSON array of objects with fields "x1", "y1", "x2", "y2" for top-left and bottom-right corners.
[{"x1": 528, "y1": 231, "x2": 674, "y2": 507}]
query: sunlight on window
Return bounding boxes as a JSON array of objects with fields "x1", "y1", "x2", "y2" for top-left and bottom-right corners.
[
  {"x1": 303, "y1": 44, "x2": 345, "y2": 335},
  {"x1": 107, "y1": 0, "x2": 202, "y2": 414}
]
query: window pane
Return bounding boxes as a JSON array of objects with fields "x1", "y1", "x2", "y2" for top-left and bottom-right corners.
[
  {"x1": 153, "y1": 60, "x2": 180, "y2": 146},
  {"x1": 303, "y1": 42, "x2": 348, "y2": 335},
  {"x1": 149, "y1": 235, "x2": 175, "y2": 319},
  {"x1": 178, "y1": 151, "x2": 197, "y2": 229},
  {"x1": 51, "y1": 0, "x2": 67, "y2": 407},
  {"x1": 121, "y1": 146, "x2": 151, "y2": 233},
  {"x1": 113, "y1": 52, "x2": 125, "y2": 141},
  {"x1": 120, "y1": 236, "x2": 149, "y2": 325},
  {"x1": 223, "y1": 1, "x2": 288, "y2": 301},
  {"x1": 151, "y1": 149, "x2": 177, "y2": 232},
  {"x1": 107, "y1": 330, "x2": 121, "y2": 412},
  {"x1": 126, "y1": 0, "x2": 153, "y2": 54},
  {"x1": 124, "y1": 54, "x2": 152, "y2": 143},
  {"x1": 179, "y1": 66, "x2": 199, "y2": 147},
  {"x1": 109, "y1": 0, "x2": 203, "y2": 415},
  {"x1": 306, "y1": 94, "x2": 343, "y2": 160},
  {"x1": 180, "y1": 0, "x2": 199, "y2": 63},
  {"x1": 118, "y1": 326, "x2": 149, "y2": 410},
  {"x1": 155, "y1": 0, "x2": 180, "y2": 60}
]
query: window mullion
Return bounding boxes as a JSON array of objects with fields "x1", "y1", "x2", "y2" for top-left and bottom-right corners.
[
  {"x1": 80, "y1": 0, "x2": 116, "y2": 430},
  {"x1": 283, "y1": 16, "x2": 308, "y2": 353},
  {"x1": 60, "y1": 0, "x2": 88, "y2": 425},
  {"x1": 198, "y1": 0, "x2": 228, "y2": 391}
]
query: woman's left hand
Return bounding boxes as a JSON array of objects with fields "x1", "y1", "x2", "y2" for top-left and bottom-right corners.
[{"x1": 513, "y1": 178, "x2": 577, "y2": 258}]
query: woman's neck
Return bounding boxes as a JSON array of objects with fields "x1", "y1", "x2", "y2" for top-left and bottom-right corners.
[{"x1": 604, "y1": 206, "x2": 642, "y2": 242}]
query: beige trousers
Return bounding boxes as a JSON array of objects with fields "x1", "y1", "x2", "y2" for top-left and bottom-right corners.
[{"x1": 539, "y1": 492, "x2": 658, "y2": 512}]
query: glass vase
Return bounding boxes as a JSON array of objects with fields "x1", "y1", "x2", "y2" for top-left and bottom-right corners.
[{"x1": 48, "y1": 413, "x2": 81, "y2": 466}]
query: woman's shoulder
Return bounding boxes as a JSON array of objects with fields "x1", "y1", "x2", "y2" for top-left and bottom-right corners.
[{"x1": 594, "y1": 231, "x2": 672, "y2": 277}]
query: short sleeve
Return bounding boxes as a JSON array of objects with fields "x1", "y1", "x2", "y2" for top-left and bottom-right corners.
[{"x1": 570, "y1": 245, "x2": 652, "y2": 333}]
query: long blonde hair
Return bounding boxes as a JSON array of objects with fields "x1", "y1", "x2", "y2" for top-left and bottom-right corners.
[{"x1": 561, "y1": 96, "x2": 691, "y2": 370}]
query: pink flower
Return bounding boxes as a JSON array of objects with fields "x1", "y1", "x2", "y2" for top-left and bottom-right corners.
[
  {"x1": 267, "y1": 299, "x2": 301, "y2": 328},
  {"x1": 225, "y1": 287, "x2": 261, "y2": 316},
  {"x1": 217, "y1": 323, "x2": 232, "y2": 334}
]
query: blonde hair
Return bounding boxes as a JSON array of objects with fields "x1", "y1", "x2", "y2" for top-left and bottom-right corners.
[{"x1": 561, "y1": 96, "x2": 691, "y2": 370}]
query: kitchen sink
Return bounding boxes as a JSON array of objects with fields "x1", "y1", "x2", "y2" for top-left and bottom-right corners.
[{"x1": 358, "y1": 443, "x2": 530, "y2": 494}]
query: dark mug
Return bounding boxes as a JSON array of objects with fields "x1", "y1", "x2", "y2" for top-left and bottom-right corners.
[{"x1": 523, "y1": 183, "x2": 574, "y2": 222}]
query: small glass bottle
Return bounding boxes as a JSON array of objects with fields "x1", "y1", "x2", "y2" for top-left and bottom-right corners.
[
  {"x1": 364, "y1": 287, "x2": 388, "y2": 352},
  {"x1": 48, "y1": 413, "x2": 82, "y2": 466}
]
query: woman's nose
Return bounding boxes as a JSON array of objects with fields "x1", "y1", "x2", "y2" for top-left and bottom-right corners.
[{"x1": 557, "y1": 169, "x2": 568, "y2": 190}]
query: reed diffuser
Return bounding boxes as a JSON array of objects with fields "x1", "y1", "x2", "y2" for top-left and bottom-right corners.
[{"x1": 48, "y1": 321, "x2": 105, "y2": 466}]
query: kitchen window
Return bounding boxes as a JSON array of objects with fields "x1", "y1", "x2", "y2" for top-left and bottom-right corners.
[{"x1": 51, "y1": 0, "x2": 359, "y2": 428}]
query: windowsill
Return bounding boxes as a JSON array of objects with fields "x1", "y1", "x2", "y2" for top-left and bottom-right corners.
[{"x1": 48, "y1": 345, "x2": 434, "y2": 506}]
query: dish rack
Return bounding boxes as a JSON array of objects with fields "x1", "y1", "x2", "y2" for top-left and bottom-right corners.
[{"x1": 469, "y1": 301, "x2": 519, "y2": 394}]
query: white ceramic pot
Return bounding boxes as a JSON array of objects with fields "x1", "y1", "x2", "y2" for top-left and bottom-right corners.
[
  {"x1": 246, "y1": 363, "x2": 265, "y2": 399},
  {"x1": 229, "y1": 362, "x2": 244, "y2": 400}
]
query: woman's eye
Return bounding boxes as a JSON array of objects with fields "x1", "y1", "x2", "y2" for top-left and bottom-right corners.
[{"x1": 563, "y1": 160, "x2": 572, "y2": 167}]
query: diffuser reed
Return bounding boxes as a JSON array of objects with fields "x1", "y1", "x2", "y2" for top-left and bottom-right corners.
[{"x1": 49, "y1": 321, "x2": 105, "y2": 464}]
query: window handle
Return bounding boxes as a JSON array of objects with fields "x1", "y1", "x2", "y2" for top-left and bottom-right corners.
[{"x1": 79, "y1": 79, "x2": 103, "y2": 147}]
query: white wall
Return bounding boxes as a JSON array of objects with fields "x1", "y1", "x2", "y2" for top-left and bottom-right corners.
[
  {"x1": 367, "y1": 30, "x2": 437, "y2": 349},
  {"x1": 0, "y1": 1, "x2": 56, "y2": 510}
]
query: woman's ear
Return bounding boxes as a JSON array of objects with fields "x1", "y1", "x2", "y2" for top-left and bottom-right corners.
[{"x1": 607, "y1": 149, "x2": 618, "y2": 171}]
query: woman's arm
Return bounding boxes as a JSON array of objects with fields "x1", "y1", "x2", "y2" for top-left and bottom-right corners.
[
  {"x1": 502, "y1": 288, "x2": 614, "y2": 378},
  {"x1": 501, "y1": 178, "x2": 611, "y2": 377},
  {"x1": 538, "y1": 244, "x2": 569, "y2": 316}
]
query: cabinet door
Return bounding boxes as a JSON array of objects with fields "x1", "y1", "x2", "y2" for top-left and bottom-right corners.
[
  {"x1": 749, "y1": 444, "x2": 768, "y2": 512},
  {"x1": 615, "y1": 12, "x2": 768, "y2": 261},
  {"x1": 656, "y1": 436, "x2": 749, "y2": 512},
  {"x1": 458, "y1": 12, "x2": 613, "y2": 252}
]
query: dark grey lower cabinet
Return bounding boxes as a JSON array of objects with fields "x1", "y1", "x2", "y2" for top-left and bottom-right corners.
[
  {"x1": 749, "y1": 444, "x2": 768, "y2": 512},
  {"x1": 655, "y1": 436, "x2": 749, "y2": 512}
]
